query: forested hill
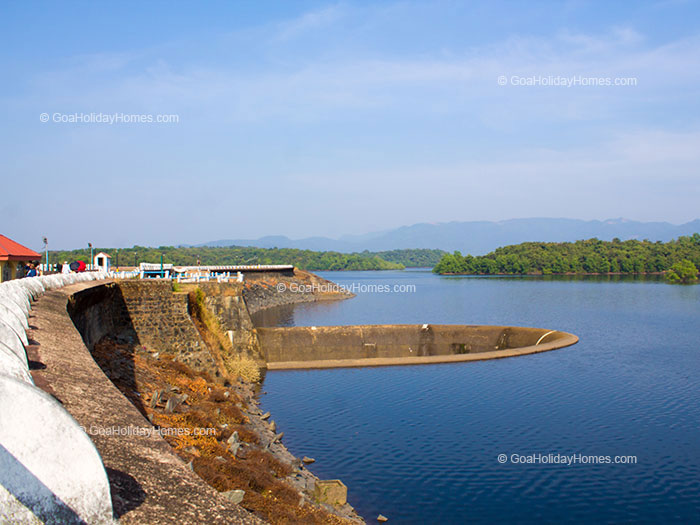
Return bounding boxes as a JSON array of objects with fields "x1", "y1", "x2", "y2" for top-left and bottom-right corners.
[
  {"x1": 48, "y1": 246, "x2": 446, "y2": 271},
  {"x1": 433, "y1": 235, "x2": 700, "y2": 275}
]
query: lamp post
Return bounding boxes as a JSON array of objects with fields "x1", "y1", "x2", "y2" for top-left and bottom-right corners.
[
  {"x1": 160, "y1": 253, "x2": 164, "y2": 278},
  {"x1": 115, "y1": 249, "x2": 119, "y2": 269},
  {"x1": 88, "y1": 242, "x2": 93, "y2": 271},
  {"x1": 42, "y1": 237, "x2": 48, "y2": 273},
  {"x1": 134, "y1": 251, "x2": 138, "y2": 268}
]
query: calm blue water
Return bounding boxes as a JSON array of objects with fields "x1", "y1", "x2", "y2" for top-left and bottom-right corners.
[{"x1": 255, "y1": 270, "x2": 700, "y2": 524}]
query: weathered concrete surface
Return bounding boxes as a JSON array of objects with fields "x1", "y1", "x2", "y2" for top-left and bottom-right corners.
[
  {"x1": 0, "y1": 344, "x2": 33, "y2": 384},
  {"x1": 0, "y1": 298, "x2": 28, "y2": 330},
  {"x1": 0, "y1": 286, "x2": 30, "y2": 316},
  {"x1": 0, "y1": 376, "x2": 113, "y2": 524},
  {"x1": 29, "y1": 281, "x2": 264, "y2": 524},
  {"x1": 259, "y1": 324, "x2": 578, "y2": 369},
  {"x1": 0, "y1": 320, "x2": 27, "y2": 365},
  {"x1": 0, "y1": 302, "x2": 30, "y2": 343}
]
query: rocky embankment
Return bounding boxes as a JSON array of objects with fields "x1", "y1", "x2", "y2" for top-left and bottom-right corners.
[
  {"x1": 77, "y1": 271, "x2": 362, "y2": 523},
  {"x1": 243, "y1": 269, "x2": 354, "y2": 315},
  {"x1": 91, "y1": 339, "x2": 363, "y2": 524}
]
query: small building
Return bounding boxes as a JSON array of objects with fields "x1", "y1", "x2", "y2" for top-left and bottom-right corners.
[
  {"x1": 139, "y1": 262, "x2": 174, "y2": 279},
  {"x1": 0, "y1": 234, "x2": 41, "y2": 282},
  {"x1": 93, "y1": 252, "x2": 111, "y2": 272}
]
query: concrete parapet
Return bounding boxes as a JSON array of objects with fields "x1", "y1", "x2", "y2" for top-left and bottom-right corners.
[
  {"x1": 0, "y1": 302, "x2": 29, "y2": 337},
  {"x1": 0, "y1": 286, "x2": 30, "y2": 316},
  {"x1": 0, "y1": 376, "x2": 113, "y2": 524},
  {"x1": 0, "y1": 344, "x2": 33, "y2": 384},
  {"x1": 0, "y1": 299, "x2": 28, "y2": 330},
  {"x1": 0, "y1": 312, "x2": 28, "y2": 346},
  {"x1": 1, "y1": 272, "x2": 114, "y2": 523},
  {"x1": 0, "y1": 320, "x2": 27, "y2": 365}
]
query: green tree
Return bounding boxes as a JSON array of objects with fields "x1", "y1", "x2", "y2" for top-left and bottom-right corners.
[{"x1": 665, "y1": 259, "x2": 699, "y2": 284}]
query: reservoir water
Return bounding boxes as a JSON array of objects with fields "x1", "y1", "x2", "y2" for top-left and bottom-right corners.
[{"x1": 254, "y1": 270, "x2": 700, "y2": 524}]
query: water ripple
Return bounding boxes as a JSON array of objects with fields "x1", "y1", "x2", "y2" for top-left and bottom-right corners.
[{"x1": 259, "y1": 273, "x2": 700, "y2": 523}]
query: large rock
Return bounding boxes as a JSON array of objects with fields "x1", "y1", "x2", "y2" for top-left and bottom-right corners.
[
  {"x1": 221, "y1": 489, "x2": 245, "y2": 505},
  {"x1": 313, "y1": 479, "x2": 347, "y2": 506},
  {"x1": 0, "y1": 376, "x2": 114, "y2": 523}
]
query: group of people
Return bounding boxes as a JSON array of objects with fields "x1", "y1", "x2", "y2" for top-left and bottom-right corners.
[
  {"x1": 23, "y1": 261, "x2": 80, "y2": 277},
  {"x1": 24, "y1": 263, "x2": 39, "y2": 277}
]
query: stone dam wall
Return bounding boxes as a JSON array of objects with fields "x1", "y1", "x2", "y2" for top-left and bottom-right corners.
[{"x1": 68, "y1": 280, "x2": 223, "y2": 377}]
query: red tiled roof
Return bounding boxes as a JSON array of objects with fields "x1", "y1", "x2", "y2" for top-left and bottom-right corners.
[{"x1": 0, "y1": 234, "x2": 42, "y2": 261}]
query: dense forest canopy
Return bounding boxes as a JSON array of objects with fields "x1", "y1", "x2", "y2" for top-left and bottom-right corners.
[
  {"x1": 46, "y1": 246, "x2": 446, "y2": 271},
  {"x1": 433, "y1": 235, "x2": 700, "y2": 275},
  {"x1": 370, "y1": 249, "x2": 446, "y2": 267}
]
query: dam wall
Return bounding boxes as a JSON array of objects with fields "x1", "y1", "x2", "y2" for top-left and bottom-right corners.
[
  {"x1": 68, "y1": 280, "x2": 221, "y2": 378},
  {"x1": 258, "y1": 324, "x2": 578, "y2": 369},
  {"x1": 190, "y1": 282, "x2": 262, "y2": 361},
  {"x1": 11, "y1": 278, "x2": 264, "y2": 523}
]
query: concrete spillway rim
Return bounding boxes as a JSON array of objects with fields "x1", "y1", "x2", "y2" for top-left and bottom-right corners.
[
  {"x1": 535, "y1": 330, "x2": 556, "y2": 345},
  {"x1": 265, "y1": 329, "x2": 579, "y2": 370}
]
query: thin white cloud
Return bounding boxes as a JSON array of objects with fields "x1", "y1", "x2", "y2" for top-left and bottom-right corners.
[{"x1": 270, "y1": 3, "x2": 347, "y2": 43}]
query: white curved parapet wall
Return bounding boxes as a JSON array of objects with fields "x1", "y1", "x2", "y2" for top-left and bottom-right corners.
[{"x1": 0, "y1": 272, "x2": 115, "y2": 524}]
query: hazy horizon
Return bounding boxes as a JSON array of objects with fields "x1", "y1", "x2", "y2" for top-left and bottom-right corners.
[{"x1": 31, "y1": 216, "x2": 700, "y2": 251}]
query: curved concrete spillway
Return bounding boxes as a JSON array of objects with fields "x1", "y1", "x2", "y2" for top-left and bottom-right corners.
[{"x1": 258, "y1": 324, "x2": 579, "y2": 369}]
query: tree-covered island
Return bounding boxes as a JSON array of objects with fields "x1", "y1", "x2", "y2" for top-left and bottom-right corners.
[{"x1": 433, "y1": 235, "x2": 700, "y2": 279}]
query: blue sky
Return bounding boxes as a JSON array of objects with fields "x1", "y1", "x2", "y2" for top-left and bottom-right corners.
[{"x1": 2, "y1": 0, "x2": 699, "y2": 249}]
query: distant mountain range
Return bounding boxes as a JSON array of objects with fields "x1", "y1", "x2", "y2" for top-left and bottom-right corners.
[{"x1": 198, "y1": 218, "x2": 700, "y2": 255}]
